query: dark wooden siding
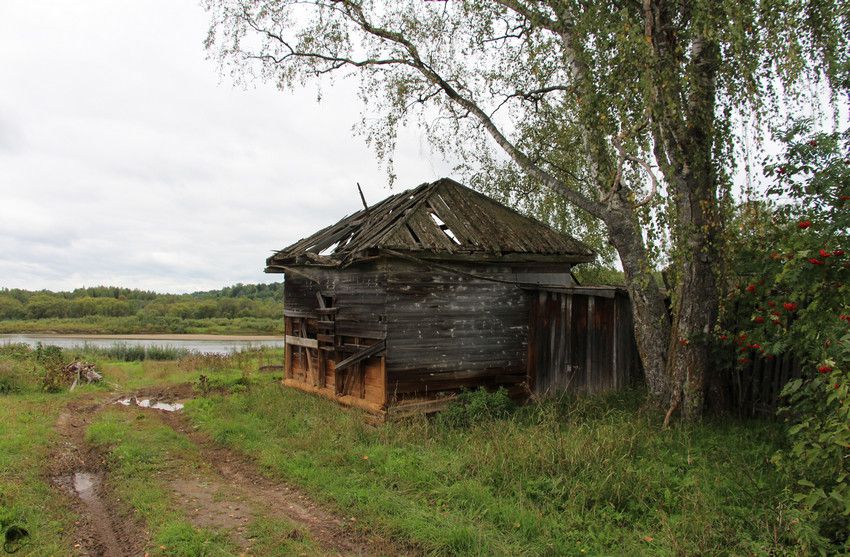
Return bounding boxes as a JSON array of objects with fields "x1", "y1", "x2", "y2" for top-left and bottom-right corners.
[
  {"x1": 707, "y1": 349, "x2": 801, "y2": 417},
  {"x1": 283, "y1": 273, "x2": 320, "y2": 315},
  {"x1": 528, "y1": 289, "x2": 640, "y2": 395},
  {"x1": 283, "y1": 263, "x2": 388, "y2": 340},
  {"x1": 384, "y1": 262, "x2": 530, "y2": 398}
]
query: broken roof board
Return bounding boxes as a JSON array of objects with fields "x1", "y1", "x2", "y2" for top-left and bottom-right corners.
[{"x1": 266, "y1": 178, "x2": 595, "y2": 270}]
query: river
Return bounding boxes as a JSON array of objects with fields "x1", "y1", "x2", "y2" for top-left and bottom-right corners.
[{"x1": 0, "y1": 334, "x2": 284, "y2": 355}]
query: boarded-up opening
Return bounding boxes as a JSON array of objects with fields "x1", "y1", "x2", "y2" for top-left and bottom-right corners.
[{"x1": 529, "y1": 288, "x2": 641, "y2": 396}]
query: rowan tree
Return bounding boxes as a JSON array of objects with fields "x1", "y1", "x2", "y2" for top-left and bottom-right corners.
[{"x1": 204, "y1": 0, "x2": 850, "y2": 419}]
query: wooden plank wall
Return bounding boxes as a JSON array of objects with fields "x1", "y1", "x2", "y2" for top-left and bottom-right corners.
[
  {"x1": 528, "y1": 289, "x2": 641, "y2": 396},
  {"x1": 283, "y1": 262, "x2": 389, "y2": 410},
  {"x1": 384, "y1": 262, "x2": 529, "y2": 400},
  {"x1": 706, "y1": 349, "x2": 801, "y2": 417},
  {"x1": 283, "y1": 262, "x2": 388, "y2": 340}
]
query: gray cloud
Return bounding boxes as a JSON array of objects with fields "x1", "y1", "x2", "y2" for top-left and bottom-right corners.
[{"x1": 0, "y1": 1, "x2": 450, "y2": 293}]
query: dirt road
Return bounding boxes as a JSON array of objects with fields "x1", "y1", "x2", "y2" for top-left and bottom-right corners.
[{"x1": 49, "y1": 387, "x2": 407, "y2": 557}]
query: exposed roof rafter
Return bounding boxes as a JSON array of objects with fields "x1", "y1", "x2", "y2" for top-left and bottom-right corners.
[{"x1": 266, "y1": 178, "x2": 595, "y2": 271}]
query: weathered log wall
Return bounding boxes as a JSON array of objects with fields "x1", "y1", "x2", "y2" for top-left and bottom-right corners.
[
  {"x1": 528, "y1": 288, "x2": 641, "y2": 396},
  {"x1": 282, "y1": 260, "x2": 644, "y2": 412},
  {"x1": 384, "y1": 262, "x2": 533, "y2": 401},
  {"x1": 282, "y1": 262, "x2": 388, "y2": 340}
]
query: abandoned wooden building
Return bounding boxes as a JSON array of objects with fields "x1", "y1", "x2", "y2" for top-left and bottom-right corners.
[{"x1": 267, "y1": 178, "x2": 641, "y2": 416}]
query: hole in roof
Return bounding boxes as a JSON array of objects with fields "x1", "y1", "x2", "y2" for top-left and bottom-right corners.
[
  {"x1": 429, "y1": 212, "x2": 461, "y2": 245},
  {"x1": 318, "y1": 241, "x2": 340, "y2": 256},
  {"x1": 405, "y1": 224, "x2": 422, "y2": 246}
]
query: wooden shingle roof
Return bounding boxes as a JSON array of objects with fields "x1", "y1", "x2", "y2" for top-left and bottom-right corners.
[{"x1": 266, "y1": 178, "x2": 595, "y2": 270}]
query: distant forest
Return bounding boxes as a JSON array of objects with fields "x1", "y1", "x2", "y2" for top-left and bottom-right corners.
[{"x1": 0, "y1": 283, "x2": 284, "y2": 335}]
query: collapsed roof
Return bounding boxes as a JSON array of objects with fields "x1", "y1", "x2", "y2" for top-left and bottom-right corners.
[{"x1": 266, "y1": 178, "x2": 595, "y2": 270}]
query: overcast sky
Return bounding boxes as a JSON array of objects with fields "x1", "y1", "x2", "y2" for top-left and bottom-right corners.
[{"x1": 0, "y1": 1, "x2": 450, "y2": 293}]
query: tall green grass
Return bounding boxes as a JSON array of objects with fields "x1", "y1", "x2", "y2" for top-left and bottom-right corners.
[
  {"x1": 70, "y1": 343, "x2": 191, "y2": 362},
  {"x1": 187, "y1": 385, "x2": 795, "y2": 556},
  {"x1": 0, "y1": 393, "x2": 77, "y2": 554}
]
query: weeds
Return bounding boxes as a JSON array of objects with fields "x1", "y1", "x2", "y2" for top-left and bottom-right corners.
[
  {"x1": 186, "y1": 384, "x2": 792, "y2": 556},
  {"x1": 35, "y1": 344, "x2": 65, "y2": 392},
  {"x1": 84, "y1": 343, "x2": 191, "y2": 362},
  {"x1": 436, "y1": 387, "x2": 515, "y2": 428}
]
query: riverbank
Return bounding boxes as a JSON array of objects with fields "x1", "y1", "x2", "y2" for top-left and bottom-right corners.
[
  {"x1": 1, "y1": 333, "x2": 284, "y2": 356},
  {"x1": 2, "y1": 333, "x2": 282, "y2": 341},
  {"x1": 0, "y1": 316, "x2": 282, "y2": 336}
]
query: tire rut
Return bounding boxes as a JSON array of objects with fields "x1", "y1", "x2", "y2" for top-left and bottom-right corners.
[
  {"x1": 49, "y1": 396, "x2": 148, "y2": 557},
  {"x1": 150, "y1": 406, "x2": 411, "y2": 556}
]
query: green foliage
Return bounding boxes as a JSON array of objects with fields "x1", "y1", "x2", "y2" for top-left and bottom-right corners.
[
  {"x1": 720, "y1": 124, "x2": 849, "y2": 551},
  {"x1": 436, "y1": 387, "x2": 515, "y2": 428},
  {"x1": 0, "y1": 315, "x2": 282, "y2": 336},
  {"x1": 205, "y1": 0, "x2": 849, "y2": 263},
  {"x1": 772, "y1": 377, "x2": 850, "y2": 550},
  {"x1": 0, "y1": 296, "x2": 25, "y2": 320},
  {"x1": 0, "y1": 283, "x2": 284, "y2": 329},
  {"x1": 35, "y1": 343, "x2": 65, "y2": 393}
]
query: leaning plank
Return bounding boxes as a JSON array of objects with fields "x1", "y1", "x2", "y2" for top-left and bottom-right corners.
[
  {"x1": 285, "y1": 335, "x2": 319, "y2": 349},
  {"x1": 335, "y1": 340, "x2": 386, "y2": 371},
  {"x1": 386, "y1": 396, "x2": 456, "y2": 419},
  {"x1": 283, "y1": 378, "x2": 386, "y2": 414}
]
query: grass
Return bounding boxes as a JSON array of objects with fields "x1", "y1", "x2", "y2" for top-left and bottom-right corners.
[
  {"x1": 0, "y1": 343, "x2": 802, "y2": 555},
  {"x1": 187, "y1": 385, "x2": 795, "y2": 556},
  {"x1": 0, "y1": 393, "x2": 77, "y2": 555},
  {"x1": 0, "y1": 345, "x2": 291, "y2": 555},
  {"x1": 70, "y1": 343, "x2": 193, "y2": 361},
  {"x1": 97, "y1": 348, "x2": 283, "y2": 391},
  {"x1": 0, "y1": 342, "x2": 283, "y2": 393}
]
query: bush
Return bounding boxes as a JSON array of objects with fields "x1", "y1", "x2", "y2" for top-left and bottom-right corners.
[
  {"x1": 720, "y1": 124, "x2": 849, "y2": 551},
  {"x1": 35, "y1": 343, "x2": 65, "y2": 392},
  {"x1": 436, "y1": 387, "x2": 515, "y2": 428},
  {"x1": 772, "y1": 376, "x2": 850, "y2": 549},
  {"x1": 194, "y1": 374, "x2": 251, "y2": 396},
  {"x1": 0, "y1": 362, "x2": 23, "y2": 394}
]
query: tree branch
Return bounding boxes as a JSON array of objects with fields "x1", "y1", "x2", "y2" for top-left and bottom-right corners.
[{"x1": 335, "y1": 1, "x2": 605, "y2": 216}]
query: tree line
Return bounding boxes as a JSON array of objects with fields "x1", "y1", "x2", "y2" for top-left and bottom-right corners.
[{"x1": 0, "y1": 283, "x2": 284, "y2": 321}]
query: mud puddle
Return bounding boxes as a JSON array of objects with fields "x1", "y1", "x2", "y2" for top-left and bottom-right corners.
[
  {"x1": 73, "y1": 472, "x2": 99, "y2": 502},
  {"x1": 55, "y1": 471, "x2": 123, "y2": 556},
  {"x1": 116, "y1": 397, "x2": 184, "y2": 411}
]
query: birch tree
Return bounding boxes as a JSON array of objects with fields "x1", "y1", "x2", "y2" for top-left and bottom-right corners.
[{"x1": 204, "y1": 0, "x2": 849, "y2": 420}]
